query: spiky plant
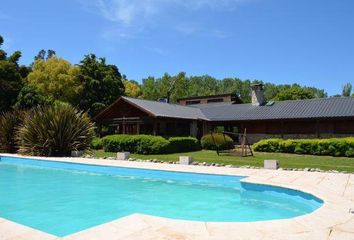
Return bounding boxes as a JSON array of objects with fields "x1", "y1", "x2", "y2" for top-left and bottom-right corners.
[
  {"x1": 0, "y1": 111, "x2": 26, "y2": 153},
  {"x1": 17, "y1": 104, "x2": 95, "y2": 156}
]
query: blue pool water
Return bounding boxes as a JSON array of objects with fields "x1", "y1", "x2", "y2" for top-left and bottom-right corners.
[{"x1": 0, "y1": 156, "x2": 323, "y2": 237}]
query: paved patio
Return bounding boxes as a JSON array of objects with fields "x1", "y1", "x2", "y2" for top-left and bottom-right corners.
[{"x1": 1, "y1": 154, "x2": 354, "y2": 240}]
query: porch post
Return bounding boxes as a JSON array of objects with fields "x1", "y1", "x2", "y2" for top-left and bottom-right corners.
[{"x1": 153, "y1": 120, "x2": 158, "y2": 135}]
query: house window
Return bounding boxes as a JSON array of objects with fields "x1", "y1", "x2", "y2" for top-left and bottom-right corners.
[
  {"x1": 207, "y1": 98, "x2": 223, "y2": 103},
  {"x1": 186, "y1": 100, "x2": 201, "y2": 105}
]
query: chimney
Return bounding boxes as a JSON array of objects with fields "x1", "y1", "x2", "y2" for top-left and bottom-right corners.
[{"x1": 251, "y1": 84, "x2": 266, "y2": 106}]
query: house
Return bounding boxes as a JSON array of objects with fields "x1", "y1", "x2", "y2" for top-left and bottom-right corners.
[{"x1": 93, "y1": 84, "x2": 354, "y2": 143}]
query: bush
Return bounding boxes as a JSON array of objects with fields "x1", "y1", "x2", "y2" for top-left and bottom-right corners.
[
  {"x1": 253, "y1": 138, "x2": 354, "y2": 157},
  {"x1": 201, "y1": 133, "x2": 234, "y2": 150},
  {"x1": 91, "y1": 137, "x2": 103, "y2": 150},
  {"x1": 16, "y1": 104, "x2": 95, "y2": 156},
  {"x1": 0, "y1": 111, "x2": 26, "y2": 153},
  {"x1": 102, "y1": 135, "x2": 170, "y2": 154},
  {"x1": 168, "y1": 137, "x2": 201, "y2": 153}
]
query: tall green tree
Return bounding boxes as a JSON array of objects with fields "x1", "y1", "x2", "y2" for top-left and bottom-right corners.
[
  {"x1": 342, "y1": 83, "x2": 352, "y2": 97},
  {"x1": 274, "y1": 85, "x2": 315, "y2": 101},
  {"x1": 27, "y1": 57, "x2": 82, "y2": 103},
  {"x1": 141, "y1": 76, "x2": 160, "y2": 100},
  {"x1": 34, "y1": 49, "x2": 56, "y2": 61},
  {"x1": 77, "y1": 54, "x2": 125, "y2": 116},
  {"x1": 0, "y1": 36, "x2": 23, "y2": 112}
]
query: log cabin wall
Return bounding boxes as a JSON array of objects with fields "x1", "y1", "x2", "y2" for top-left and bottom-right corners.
[{"x1": 207, "y1": 118, "x2": 354, "y2": 143}]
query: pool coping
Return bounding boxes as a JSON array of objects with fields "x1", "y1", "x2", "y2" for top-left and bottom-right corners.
[{"x1": 0, "y1": 153, "x2": 353, "y2": 240}]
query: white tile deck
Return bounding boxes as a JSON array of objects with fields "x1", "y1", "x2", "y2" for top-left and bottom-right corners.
[{"x1": 1, "y1": 153, "x2": 354, "y2": 240}]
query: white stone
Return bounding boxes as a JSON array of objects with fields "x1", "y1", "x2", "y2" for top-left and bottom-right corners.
[
  {"x1": 71, "y1": 150, "x2": 83, "y2": 157},
  {"x1": 179, "y1": 156, "x2": 193, "y2": 165},
  {"x1": 116, "y1": 152, "x2": 130, "y2": 160},
  {"x1": 264, "y1": 160, "x2": 279, "y2": 170}
]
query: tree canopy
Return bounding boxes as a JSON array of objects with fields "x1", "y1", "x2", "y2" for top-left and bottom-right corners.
[
  {"x1": 0, "y1": 37, "x2": 23, "y2": 112},
  {"x1": 342, "y1": 83, "x2": 352, "y2": 97},
  {"x1": 77, "y1": 54, "x2": 125, "y2": 116},
  {"x1": 27, "y1": 57, "x2": 82, "y2": 103},
  {"x1": 140, "y1": 73, "x2": 327, "y2": 103}
]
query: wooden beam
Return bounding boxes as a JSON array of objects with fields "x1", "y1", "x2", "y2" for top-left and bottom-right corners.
[
  {"x1": 153, "y1": 120, "x2": 158, "y2": 135},
  {"x1": 316, "y1": 119, "x2": 320, "y2": 138}
]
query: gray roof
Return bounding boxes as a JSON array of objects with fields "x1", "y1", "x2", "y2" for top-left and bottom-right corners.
[
  {"x1": 96, "y1": 96, "x2": 354, "y2": 122},
  {"x1": 121, "y1": 96, "x2": 207, "y2": 120},
  {"x1": 191, "y1": 97, "x2": 354, "y2": 121}
]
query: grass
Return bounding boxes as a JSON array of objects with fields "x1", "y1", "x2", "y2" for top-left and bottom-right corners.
[{"x1": 92, "y1": 150, "x2": 354, "y2": 172}]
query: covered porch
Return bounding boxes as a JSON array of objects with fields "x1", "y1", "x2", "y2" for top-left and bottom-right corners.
[{"x1": 93, "y1": 97, "x2": 202, "y2": 137}]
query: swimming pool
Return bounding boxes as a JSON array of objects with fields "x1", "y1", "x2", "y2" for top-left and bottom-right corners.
[{"x1": 0, "y1": 156, "x2": 323, "y2": 237}]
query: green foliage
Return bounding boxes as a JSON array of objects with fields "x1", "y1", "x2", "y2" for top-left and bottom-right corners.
[
  {"x1": 168, "y1": 137, "x2": 201, "y2": 153},
  {"x1": 13, "y1": 84, "x2": 52, "y2": 110},
  {"x1": 201, "y1": 133, "x2": 234, "y2": 150},
  {"x1": 91, "y1": 137, "x2": 103, "y2": 150},
  {"x1": 34, "y1": 49, "x2": 56, "y2": 61},
  {"x1": 123, "y1": 77, "x2": 142, "y2": 98},
  {"x1": 102, "y1": 135, "x2": 200, "y2": 154},
  {"x1": 0, "y1": 36, "x2": 23, "y2": 112},
  {"x1": 0, "y1": 111, "x2": 25, "y2": 153},
  {"x1": 16, "y1": 104, "x2": 95, "y2": 156},
  {"x1": 140, "y1": 72, "x2": 327, "y2": 103},
  {"x1": 274, "y1": 86, "x2": 316, "y2": 101},
  {"x1": 102, "y1": 135, "x2": 170, "y2": 154},
  {"x1": 77, "y1": 54, "x2": 125, "y2": 116},
  {"x1": 342, "y1": 83, "x2": 352, "y2": 97},
  {"x1": 27, "y1": 57, "x2": 82, "y2": 103},
  {"x1": 253, "y1": 138, "x2": 354, "y2": 157}
]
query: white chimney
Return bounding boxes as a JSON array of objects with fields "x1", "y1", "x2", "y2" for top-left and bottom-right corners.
[{"x1": 251, "y1": 84, "x2": 266, "y2": 106}]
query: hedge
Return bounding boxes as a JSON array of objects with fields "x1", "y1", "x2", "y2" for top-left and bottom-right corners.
[
  {"x1": 201, "y1": 133, "x2": 234, "y2": 150},
  {"x1": 91, "y1": 137, "x2": 103, "y2": 150},
  {"x1": 102, "y1": 135, "x2": 170, "y2": 154},
  {"x1": 101, "y1": 135, "x2": 201, "y2": 154},
  {"x1": 253, "y1": 138, "x2": 354, "y2": 157},
  {"x1": 168, "y1": 137, "x2": 201, "y2": 153}
]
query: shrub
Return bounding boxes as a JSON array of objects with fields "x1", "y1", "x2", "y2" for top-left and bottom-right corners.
[
  {"x1": 0, "y1": 111, "x2": 26, "y2": 153},
  {"x1": 16, "y1": 104, "x2": 95, "y2": 156},
  {"x1": 253, "y1": 137, "x2": 354, "y2": 157},
  {"x1": 168, "y1": 137, "x2": 201, "y2": 153},
  {"x1": 91, "y1": 137, "x2": 103, "y2": 150},
  {"x1": 201, "y1": 133, "x2": 234, "y2": 150},
  {"x1": 102, "y1": 135, "x2": 170, "y2": 154}
]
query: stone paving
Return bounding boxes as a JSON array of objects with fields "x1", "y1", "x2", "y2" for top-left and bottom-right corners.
[{"x1": 0, "y1": 154, "x2": 353, "y2": 240}]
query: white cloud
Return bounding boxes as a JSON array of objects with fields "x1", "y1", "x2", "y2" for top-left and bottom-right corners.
[{"x1": 80, "y1": 0, "x2": 245, "y2": 25}]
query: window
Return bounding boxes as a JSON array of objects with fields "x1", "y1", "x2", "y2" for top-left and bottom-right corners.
[
  {"x1": 186, "y1": 100, "x2": 201, "y2": 105},
  {"x1": 207, "y1": 98, "x2": 223, "y2": 103}
]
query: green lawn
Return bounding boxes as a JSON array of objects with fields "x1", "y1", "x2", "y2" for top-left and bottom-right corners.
[{"x1": 92, "y1": 150, "x2": 354, "y2": 172}]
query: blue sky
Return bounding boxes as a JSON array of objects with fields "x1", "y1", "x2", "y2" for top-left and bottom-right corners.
[{"x1": 1, "y1": 0, "x2": 353, "y2": 96}]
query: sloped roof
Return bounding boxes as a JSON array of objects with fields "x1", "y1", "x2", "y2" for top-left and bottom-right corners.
[
  {"x1": 119, "y1": 96, "x2": 207, "y2": 120},
  {"x1": 191, "y1": 97, "x2": 354, "y2": 121},
  {"x1": 94, "y1": 96, "x2": 354, "y2": 122}
]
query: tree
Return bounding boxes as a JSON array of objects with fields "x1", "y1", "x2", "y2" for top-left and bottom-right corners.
[
  {"x1": 34, "y1": 49, "x2": 56, "y2": 61},
  {"x1": 274, "y1": 86, "x2": 315, "y2": 101},
  {"x1": 13, "y1": 84, "x2": 51, "y2": 110},
  {"x1": 141, "y1": 76, "x2": 159, "y2": 100},
  {"x1": 27, "y1": 57, "x2": 82, "y2": 103},
  {"x1": 77, "y1": 54, "x2": 125, "y2": 116},
  {"x1": 123, "y1": 76, "x2": 142, "y2": 98},
  {"x1": 0, "y1": 36, "x2": 23, "y2": 112},
  {"x1": 342, "y1": 83, "x2": 352, "y2": 97}
]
